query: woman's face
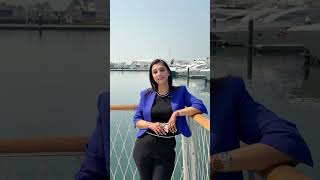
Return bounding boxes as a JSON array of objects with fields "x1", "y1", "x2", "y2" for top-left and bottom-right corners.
[{"x1": 151, "y1": 62, "x2": 170, "y2": 86}]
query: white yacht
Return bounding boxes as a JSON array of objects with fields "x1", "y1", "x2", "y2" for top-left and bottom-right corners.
[
  {"x1": 129, "y1": 60, "x2": 153, "y2": 70},
  {"x1": 175, "y1": 59, "x2": 210, "y2": 79}
]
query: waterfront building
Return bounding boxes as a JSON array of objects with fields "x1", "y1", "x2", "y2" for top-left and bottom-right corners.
[
  {"x1": 96, "y1": 0, "x2": 108, "y2": 24},
  {"x1": 0, "y1": 2, "x2": 26, "y2": 23}
]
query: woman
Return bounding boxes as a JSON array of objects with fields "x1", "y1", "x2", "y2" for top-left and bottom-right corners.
[
  {"x1": 75, "y1": 92, "x2": 109, "y2": 180},
  {"x1": 210, "y1": 76, "x2": 313, "y2": 180},
  {"x1": 133, "y1": 59, "x2": 208, "y2": 180}
]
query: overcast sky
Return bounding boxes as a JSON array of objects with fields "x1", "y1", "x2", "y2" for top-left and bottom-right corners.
[{"x1": 111, "y1": 0, "x2": 210, "y2": 63}]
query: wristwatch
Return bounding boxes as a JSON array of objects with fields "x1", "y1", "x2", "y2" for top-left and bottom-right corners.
[{"x1": 217, "y1": 151, "x2": 232, "y2": 171}]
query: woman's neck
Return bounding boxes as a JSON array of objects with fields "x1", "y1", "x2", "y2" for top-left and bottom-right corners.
[{"x1": 157, "y1": 84, "x2": 169, "y2": 95}]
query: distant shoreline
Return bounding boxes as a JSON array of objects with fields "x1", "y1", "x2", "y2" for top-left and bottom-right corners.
[
  {"x1": 110, "y1": 69, "x2": 148, "y2": 71},
  {"x1": 0, "y1": 24, "x2": 109, "y2": 31}
]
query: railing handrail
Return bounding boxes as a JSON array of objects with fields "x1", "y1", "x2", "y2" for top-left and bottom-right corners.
[
  {"x1": 111, "y1": 104, "x2": 137, "y2": 110},
  {"x1": 0, "y1": 137, "x2": 88, "y2": 155},
  {"x1": 0, "y1": 105, "x2": 209, "y2": 155},
  {"x1": 240, "y1": 142, "x2": 312, "y2": 179},
  {"x1": 262, "y1": 165, "x2": 312, "y2": 180},
  {"x1": 111, "y1": 104, "x2": 210, "y2": 130}
]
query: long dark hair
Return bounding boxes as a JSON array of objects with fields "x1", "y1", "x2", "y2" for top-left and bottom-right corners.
[{"x1": 149, "y1": 59, "x2": 174, "y2": 92}]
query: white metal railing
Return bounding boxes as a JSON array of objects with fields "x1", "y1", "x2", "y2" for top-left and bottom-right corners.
[
  {"x1": 182, "y1": 117, "x2": 210, "y2": 180},
  {"x1": 110, "y1": 106, "x2": 210, "y2": 180},
  {"x1": 110, "y1": 110, "x2": 139, "y2": 180},
  {"x1": 0, "y1": 106, "x2": 310, "y2": 179}
]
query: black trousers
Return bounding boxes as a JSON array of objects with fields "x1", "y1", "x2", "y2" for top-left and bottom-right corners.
[{"x1": 133, "y1": 134, "x2": 176, "y2": 180}]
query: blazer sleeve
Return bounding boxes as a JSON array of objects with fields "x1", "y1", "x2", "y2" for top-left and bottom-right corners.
[
  {"x1": 235, "y1": 77, "x2": 313, "y2": 167},
  {"x1": 183, "y1": 86, "x2": 208, "y2": 114},
  {"x1": 75, "y1": 93, "x2": 109, "y2": 180},
  {"x1": 133, "y1": 91, "x2": 144, "y2": 128}
]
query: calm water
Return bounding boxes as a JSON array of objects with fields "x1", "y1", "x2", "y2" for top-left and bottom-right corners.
[
  {"x1": 0, "y1": 30, "x2": 108, "y2": 179},
  {"x1": 213, "y1": 47, "x2": 320, "y2": 179},
  {"x1": 110, "y1": 71, "x2": 210, "y2": 105},
  {"x1": 110, "y1": 71, "x2": 210, "y2": 180}
]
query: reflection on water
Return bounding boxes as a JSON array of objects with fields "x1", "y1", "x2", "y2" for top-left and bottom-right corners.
[{"x1": 213, "y1": 47, "x2": 320, "y2": 179}]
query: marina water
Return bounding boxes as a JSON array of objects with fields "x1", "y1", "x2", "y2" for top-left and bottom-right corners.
[{"x1": 0, "y1": 30, "x2": 107, "y2": 179}]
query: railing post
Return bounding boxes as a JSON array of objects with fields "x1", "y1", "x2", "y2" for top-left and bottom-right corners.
[
  {"x1": 189, "y1": 133, "x2": 197, "y2": 180},
  {"x1": 247, "y1": 171, "x2": 255, "y2": 180},
  {"x1": 182, "y1": 135, "x2": 190, "y2": 180},
  {"x1": 247, "y1": 19, "x2": 253, "y2": 80},
  {"x1": 187, "y1": 68, "x2": 190, "y2": 86},
  {"x1": 188, "y1": 117, "x2": 197, "y2": 180}
]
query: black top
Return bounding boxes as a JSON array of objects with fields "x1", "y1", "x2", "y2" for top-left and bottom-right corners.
[{"x1": 147, "y1": 93, "x2": 177, "y2": 136}]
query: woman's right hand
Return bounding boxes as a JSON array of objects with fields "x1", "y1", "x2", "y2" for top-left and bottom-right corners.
[
  {"x1": 148, "y1": 122, "x2": 167, "y2": 135},
  {"x1": 210, "y1": 154, "x2": 224, "y2": 173}
]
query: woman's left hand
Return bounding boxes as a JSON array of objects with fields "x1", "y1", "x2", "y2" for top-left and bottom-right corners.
[{"x1": 168, "y1": 112, "x2": 178, "y2": 133}]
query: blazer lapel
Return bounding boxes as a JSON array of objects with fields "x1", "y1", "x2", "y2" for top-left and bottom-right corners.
[
  {"x1": 145, "y1": 91, "x2": 156, "y2": 121},
  {"x1": 170, "y1": 88, "x2": 179, "y2": 112}
]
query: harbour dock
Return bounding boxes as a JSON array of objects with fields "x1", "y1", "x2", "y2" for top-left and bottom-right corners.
[
  {"x1": 0, "y1": 24, "x2": 109, "y2": 31},
  {"x1": 110, "y1": 69, "x2": 148, "y2": 71},
  {"x1": 253, "y1": 44, "x2": 306, "y2": 54}
]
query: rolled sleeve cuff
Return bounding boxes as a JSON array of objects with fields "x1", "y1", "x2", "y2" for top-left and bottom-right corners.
[
  {"x1": 260, "y1": 132, "x2": 313, "y2": 167},
  {"x1": 191, "y1": 103, "x2": 208, "y2": 114}
]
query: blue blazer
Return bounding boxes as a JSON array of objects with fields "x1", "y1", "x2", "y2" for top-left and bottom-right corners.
[
  {"x1": 75, "y1": 92, "x2": 109, "y2": 180},
  {"x1": 134, "y1": 86, "x2": 208, "y2": 138},
  {"x1": 211, "y1": 76, "x2": 313, "y2": 180}
]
